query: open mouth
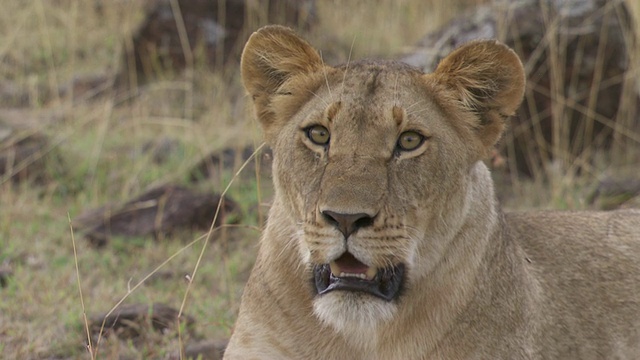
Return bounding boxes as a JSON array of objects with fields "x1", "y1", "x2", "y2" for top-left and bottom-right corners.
[{"x1": 313, "y1": 252, "x2": 405, "y2": 301}]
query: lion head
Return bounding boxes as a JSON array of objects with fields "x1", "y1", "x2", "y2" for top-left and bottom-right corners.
[{"x1": 240, "y1": 25, "x2": 525, "y2": 339}]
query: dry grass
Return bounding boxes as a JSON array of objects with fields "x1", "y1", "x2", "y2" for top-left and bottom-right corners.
[
  {"x1": 313, "y1": 0, "x2": 488, "y2": 58},
  {"x1": 0, "y1": 0, "x2": 638, "y2": 358},
  {"x1": 502, "y1": 0, "x2": 640, "y2": 210}
]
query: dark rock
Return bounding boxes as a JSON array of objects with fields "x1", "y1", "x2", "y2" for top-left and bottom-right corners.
[
  {"x1": 90, "y1": 302, "x2": 194, "y2": 339},
  {"x1": 117, "y1": 0, "x2": 317, "y2": 88},
  {"x1": 189, "y1": 145, "x2": 272, "y2": 183},
  {"x1": 58, "y1": 74, "x2": 112, "y2": 103},
  {"x1": 0, "y1": 82, "x2": 30, "y2": 107},
  {"x1": 0, "y1": 113, "x2": 65, "y2": 184},
  {"x1": 75, "y1": 184, "x2": 241, "y2": 247},
  {"x1": 0, "y1": 132, "x2": 49, "y2": 183},
  {"x1": 168, "y1": 339, "x2": 228, "y2": 360},
  {"x1": 588, "y1": 177, "x2": 640, "y2": 210},
  {"x1": 0, "y1": 74, "x2": 111, "y2": 107},
  {"x1": 140, "y1": 136, "x2": 181, "y2": 164},
  {"x1": 402, "y1": 0, "x2": 639, "y2": 177},
  {"x1": 0, "y1": 265, "x2": 12, "y2": 288}
]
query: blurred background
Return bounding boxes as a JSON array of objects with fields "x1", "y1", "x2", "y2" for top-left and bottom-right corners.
[{"x1": 1, "y1": 0, "x2": 638, "y2": 358}]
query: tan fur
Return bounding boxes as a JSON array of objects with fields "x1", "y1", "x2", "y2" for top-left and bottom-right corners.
[{"x1": 224, "y1": 25, "x2": 640, "y2": 359}]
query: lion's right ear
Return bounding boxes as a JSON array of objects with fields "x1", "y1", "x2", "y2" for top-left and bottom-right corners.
[
  {"x1": 433, "y1": 40, "x2": 525, "y2": 157},
  {"x1": 241, "y1": 26, "x2": 324, "y2": 140}
]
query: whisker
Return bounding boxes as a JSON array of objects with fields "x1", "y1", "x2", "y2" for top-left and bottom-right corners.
[
  {"x1": 393, "y1": 73, "x2": 400, "y2": 107},
  {"x1": 274, "y1": 231, "x2": 306, "y2": 273},
  {"x1": 404, "y1": 100, "x2": 426, "y2": 112},
  {"x1": 306, "y1": 89, "x2": 330, "y2": 108},
  {"x1": 320, "y1": 51, "x2": 333, "y2": 102},
  {"x1": 406, "y1": 107, "x2": 433, "y2": 118},
  {"x1": 341, "y1": 35, "x2": 357, "y2": 101}
]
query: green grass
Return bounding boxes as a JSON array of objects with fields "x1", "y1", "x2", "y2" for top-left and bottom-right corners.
[{"x1": 0, "y1": 0, "x2": 639, "y2": 358}]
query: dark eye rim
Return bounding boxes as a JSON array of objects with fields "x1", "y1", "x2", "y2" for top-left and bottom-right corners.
[
  {"x1": 396, "y1": 130, "x2": 427, "y2": 152},
  {"x1": 304, "y1": 125, "x2": 331, "y2": 146}
]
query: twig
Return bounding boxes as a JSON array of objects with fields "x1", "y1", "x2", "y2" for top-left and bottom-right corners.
[{"x1": 69, "y1": 213, "x2": 95, "y2": 360}]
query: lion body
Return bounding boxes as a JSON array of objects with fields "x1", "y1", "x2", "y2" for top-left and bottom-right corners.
[{"x1": 224, "y1": 26, "x2": 640, "y2": 359}]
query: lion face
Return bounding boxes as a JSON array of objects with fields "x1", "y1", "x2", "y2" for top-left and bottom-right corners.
[
  {"x1": 241, "y1": 26, "x2": 525, "y2": 335},
  {"x1": 270, "y1": 64, "x2": 478, "y2": 331}
]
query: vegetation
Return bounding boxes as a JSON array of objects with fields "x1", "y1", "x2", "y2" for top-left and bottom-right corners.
[{"x1": 0, "y1": 0, "x2": 638, "y2": 358}]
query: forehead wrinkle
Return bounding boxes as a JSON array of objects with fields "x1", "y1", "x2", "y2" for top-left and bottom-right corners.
[
  {"x1": 323, "y1": 63, "x2": 420, "y2": 158},
  {"x1": 329, "y1": 102, "x2": 397, "y2": 159}
]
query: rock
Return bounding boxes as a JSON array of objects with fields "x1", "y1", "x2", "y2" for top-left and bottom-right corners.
[
  {"x1": 116, "y1": 0, "x2": 317, "y2": 88},
  {"x1": 0, "y1": 131, "x2": 49, "y2": 183},
  {"x1": 0, "y1": 265, "x2": 12, "y2": 288},
  {"x1": 74, "y1": 184, "x2": 241, "y2": 247},
  {"x1": 58, "y1": 74, "x2": 112, "y2": 103},
  {"x1": 0, "y1": 110, "x2": 66, "y2": 184},
  {"x1": 188, "y1": 145, "x2": 272, "y2": 183},
  {"x1": 168, "y1": 339, "x2": 228, "y2": 360},
  {"x1": 140, "y1": 136, "x2": 182, "y2": 164},
  {"x1": 90, "y1": 302, "x2": 194, "y2": 339},
  {"x1": 588, "y1": 177, "x2": 640, "y2": 210},
  {"x1": 402, "y1": 0, "x2": 639, "y2": 176},
  {"x1": 0, "y1": 82, "x2": 30, "y2": 107},
  {"x1": 0, "y1": 74, "x2": 111, "y2": 107}
]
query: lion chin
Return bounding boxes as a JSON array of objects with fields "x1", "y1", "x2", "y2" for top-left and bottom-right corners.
[
  {"x1": 313, "y1": 291, "x2": 397, "y2": 347},
  {"x1": 310, "y1": 251, "x2": 406, "y2": 338}
]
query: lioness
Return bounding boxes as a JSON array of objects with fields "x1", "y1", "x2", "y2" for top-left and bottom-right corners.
[{"x1": 224, "y1": 25, "x2": 640, "y2": 359}]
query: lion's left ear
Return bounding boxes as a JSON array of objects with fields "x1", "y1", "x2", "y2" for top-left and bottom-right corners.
[{"x1": 434, "y1": 40, "x2": 525, "y2": 151}]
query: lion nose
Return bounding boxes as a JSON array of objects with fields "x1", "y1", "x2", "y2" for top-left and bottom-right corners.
[{"x1": 321, "y1": 210, "x2": 375, "y2": 239}]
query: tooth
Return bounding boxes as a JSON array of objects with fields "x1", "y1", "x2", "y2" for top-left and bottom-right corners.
[
  {"x1": 337, "y1": 272, "x2": 366, "y2": 279},
  {"x1": 366, "y1": 267, "x2": 378, "y2": 280},
  {"x1": 330, "y1": 262, "x2": 340, "y2": 276},
  {"x1": 331, "y1": 268, "x2": 376, "y2": 279}
]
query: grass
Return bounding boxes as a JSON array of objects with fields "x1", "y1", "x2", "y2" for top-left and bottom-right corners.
[{"x1": 0, "y1": 0, "x2": 639, "y2": 358}]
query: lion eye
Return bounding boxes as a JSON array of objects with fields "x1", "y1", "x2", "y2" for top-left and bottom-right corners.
[
  {"x1": 306, "y1": 125, "x2": 330, "y2": 145},
  {"x1": 396, "y1": 131, "x2": 425, "y2": 151}
]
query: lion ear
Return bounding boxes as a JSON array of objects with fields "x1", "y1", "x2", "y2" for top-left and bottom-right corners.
[
  {"x1": 241, "y1": 25, "x2": 324, "y2": 139},
  {"x1": 433, "y1": 40, "x2": 525, "y2": 151}
]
